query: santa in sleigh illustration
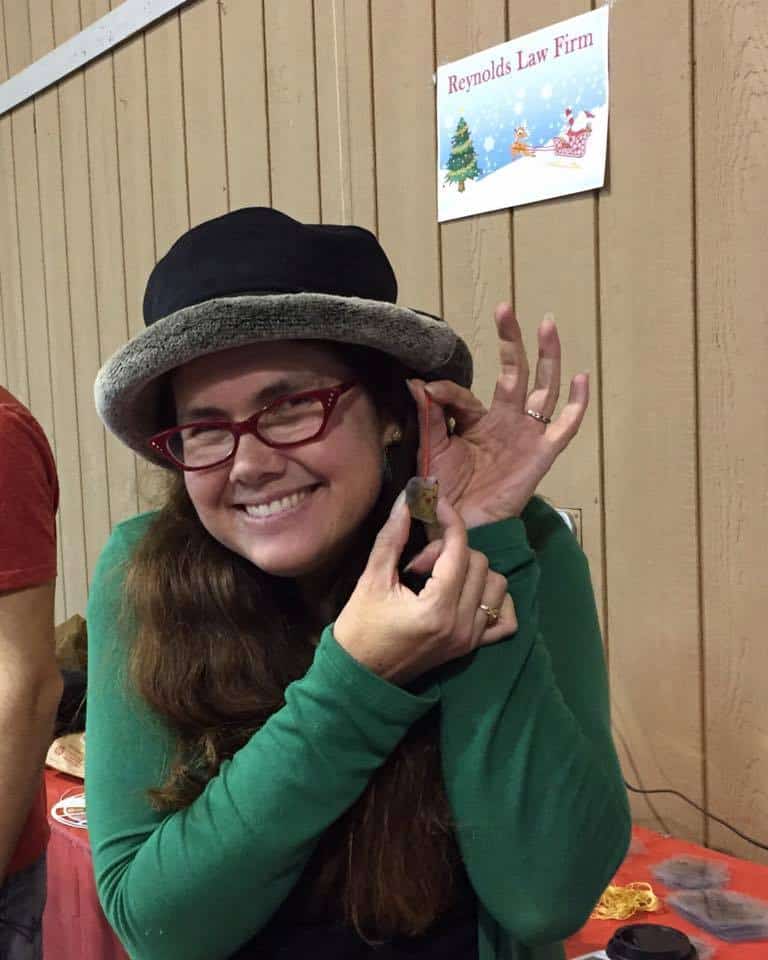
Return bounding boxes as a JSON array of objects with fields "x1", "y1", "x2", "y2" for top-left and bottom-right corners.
[{"x1": 552, "y1": 107, "x2": 594, "y2": 158}]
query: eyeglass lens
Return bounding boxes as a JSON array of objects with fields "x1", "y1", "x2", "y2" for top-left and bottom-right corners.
[{"x1": 168, "y1": 395, "x2": 327, "y2": 467}]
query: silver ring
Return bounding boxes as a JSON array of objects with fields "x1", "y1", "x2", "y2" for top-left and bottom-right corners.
[{"x1": 525, "y1": 408, "x2": 551, "y2": 424}]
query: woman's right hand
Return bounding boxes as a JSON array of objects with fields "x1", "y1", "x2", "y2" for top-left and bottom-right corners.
[{"x1": 333, "y1": 494, "x2": 517, "y2": 687}]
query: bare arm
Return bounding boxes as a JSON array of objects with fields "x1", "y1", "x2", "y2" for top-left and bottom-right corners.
[{"x1": 0, "y1": 579, "x2": 62, "y2": 880}]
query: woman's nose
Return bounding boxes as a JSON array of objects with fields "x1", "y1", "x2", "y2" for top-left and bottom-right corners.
[{"x1": 227, "y1": 431, "x2": 287, "y2": 482}]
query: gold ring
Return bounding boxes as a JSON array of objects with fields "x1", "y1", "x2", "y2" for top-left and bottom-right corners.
[
  {"x1": 479, "y1": 603, "x2": 500, "y2": 627},
  {"x1": 525, "y1": 408, "x2": 552, "y2": 424}
]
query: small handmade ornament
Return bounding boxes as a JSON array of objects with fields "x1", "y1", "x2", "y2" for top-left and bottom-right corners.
[
  {"x1": 406, "y1": 387, "x2": 440, "y2": 527},
  {"x1": 406, "y1": 476, "x2": 439, "y2": 525},
  {"x1": 591, "y1": 881, "x2": 661, "y2": 921}
]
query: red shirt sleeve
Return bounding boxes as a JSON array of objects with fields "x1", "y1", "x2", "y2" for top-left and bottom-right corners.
[{"x1": 0, "y1": 389, "x2": 59, "y2": 592}]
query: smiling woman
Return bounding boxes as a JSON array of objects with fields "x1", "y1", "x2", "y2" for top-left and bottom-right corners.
[{"x1": 85, "y1": 206, "x2": 630, "y2": 960}]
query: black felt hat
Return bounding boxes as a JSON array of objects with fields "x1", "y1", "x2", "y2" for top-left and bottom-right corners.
[{"x1": 95, "y1": 207, "x2": 473, "y2": 466}]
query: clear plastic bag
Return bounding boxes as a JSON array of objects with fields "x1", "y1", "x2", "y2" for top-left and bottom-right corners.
[
  {"x1": 668, "y1": 889, "x2": 768, "y2": 942},
  {"x1": 652, "y1": 856, "x2": 729, "y2": 890}
]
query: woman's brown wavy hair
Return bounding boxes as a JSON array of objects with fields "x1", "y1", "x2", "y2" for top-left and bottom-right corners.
[{"x1": 124, "y1": 344, "x2": 468, "y2": 943}]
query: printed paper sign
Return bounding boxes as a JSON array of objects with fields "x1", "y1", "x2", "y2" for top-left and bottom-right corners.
[{"x1": 436, "y1": 7, "x2": 609, "y2": 222}]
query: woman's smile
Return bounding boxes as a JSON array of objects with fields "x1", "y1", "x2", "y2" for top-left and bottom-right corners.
[{"x1": 235, "y1": 483, "x2": 321, "y2": 521}]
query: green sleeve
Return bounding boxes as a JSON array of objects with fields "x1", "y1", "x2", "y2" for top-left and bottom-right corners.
[
  {"x1": 85, "y1": 516, "x2": 438, "y2": 960},
  {"x1": 438, "y1": 498, "x2": 630, "y2": 946}
]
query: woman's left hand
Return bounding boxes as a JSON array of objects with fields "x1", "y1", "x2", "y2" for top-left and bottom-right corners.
[{"x1": 407, "y1": 302, "x2": 589, "y2": 529}]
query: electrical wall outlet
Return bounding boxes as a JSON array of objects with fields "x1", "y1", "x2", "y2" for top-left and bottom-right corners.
[{"x1": 556, "y1": 507, "x2": 583, "y2": 544}]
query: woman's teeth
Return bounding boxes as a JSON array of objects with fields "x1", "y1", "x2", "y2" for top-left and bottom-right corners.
[{"x1": 242, "y1": 489, "x2": 310, "y2": 518}]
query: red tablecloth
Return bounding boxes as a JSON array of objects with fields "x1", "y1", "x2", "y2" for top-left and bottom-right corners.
[
  {"x1": 566, "y1": 825, "x2": 768, "y2": 959},
  {"x1": 43, "y1": 769, "x2": 768, "y2": 960},
  {"x1": 44, "y1": 768, "x2": 129, "y2": 960}
]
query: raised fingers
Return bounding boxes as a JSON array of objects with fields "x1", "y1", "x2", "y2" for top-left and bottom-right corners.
[
  {"x1": 548, "y1": 372, "x2": 589, "y2": 450},
  {"x1": 526, "y1": 315, "x2": 562, "y2": 421},
  {"x1": 491, "y1": 302, "x2": 530, "y2": 408}
]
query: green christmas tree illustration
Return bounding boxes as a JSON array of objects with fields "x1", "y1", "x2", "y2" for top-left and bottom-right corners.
[{"x1": 445, "y1": 116, "x2": 481, "y2": 193}]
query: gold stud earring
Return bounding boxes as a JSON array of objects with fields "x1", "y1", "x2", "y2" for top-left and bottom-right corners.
[{"x1": 389, "y1": 427, "x2": 403, "y2": 444}]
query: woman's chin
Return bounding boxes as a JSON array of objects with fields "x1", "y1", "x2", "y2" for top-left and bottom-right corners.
[
  {"x1": 256, "y1": 555, "x2": 325, "y2": 579},
  {"x1": 238, "y1": 541, "x2": 331, "y2": 579}
]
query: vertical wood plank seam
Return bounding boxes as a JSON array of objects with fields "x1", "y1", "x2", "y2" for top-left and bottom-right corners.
[
  {"x1": 689, "y1": 0, "x2": 708, "y2": 849},
  {"x1": 259, "y1": 0, "x2": 272, "y2": 206},
  {"x1": 592, "y1": 195, "x2": 610, "y2": 666},
  {"x1": 0, "y1": 269, "x2": 8, "y2": 384},
  {"x1": 110, "y1": 40, "x2": 140, "y2": 517},
  {"x1": 177, "y1": 10, "x2": 191, "y2": 228},
  {"x1": 504, "y1": 1, "x2": 516, "y2": 314},
  {"x1": 330, "y1": 0, "x2": 346, "y2": 221},
  {"x1": 16, "y1": 1, "x2": 34, "y2": 404},
  {"x1": 310, "y1": 0, "x2": 322, "y2": 220},
  {"x1": 52, "y1": 0, "x2": 88, "y2": 604},
  {"x1": 31, "y1": 76, "x2": 68, "y2": 611},
  {"x1": 142, "y1": 31, "x2": 158, "y2": 264},
  {"x1": 3, "y1": 1, "x2": 30, "y2": 403},
  {"x1": 216, "y1": 0, "x2": 230, "y2": 211},
  {"x1": 78, "y1": 0, "x2": 113, "y2": 542},
  {"x1": 429, "y1": 0, "x2": 443, "y2": 318},
  {"x1": 31, "y1": 97, "x2": 56, "y2": 454},
  {"x1": 0, "y1": 0, "x2": 9, "y2": 387},
  {"x1": 8, "y1": 119, "x2": 31, "y2": 404},
  {"x1": 365, "y1": 0, "x2": 378, "y2": 235}
]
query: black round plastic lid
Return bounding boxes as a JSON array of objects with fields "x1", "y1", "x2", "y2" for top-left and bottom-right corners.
[{"x1": 606, "y1": 923, "x2": 697, "y2": 960}]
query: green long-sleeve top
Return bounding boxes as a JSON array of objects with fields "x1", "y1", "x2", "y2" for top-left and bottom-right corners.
[{"x1": 85, "y1": 496, "x2": 630, "y2": 960}]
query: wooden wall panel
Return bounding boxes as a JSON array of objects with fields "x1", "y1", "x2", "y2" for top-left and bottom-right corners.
[
  {"x1": 0, "y1": 225, "x2": 7, "y2": 382},
  {"x1": 143, "y1": 11, "x2": 190, "y2": 507},
  {"x1": 371, "y1": 0, "x2": 440, "y2": 316},
  {"x1": 5, "y1": 6, "x2": 52, "y2": 439},
  {"x1": 145, "y1": 12, "x2": 189, "y2": 257},
  {"x1": 111, "y1": 20, "x2": 155, "y2": 343},
  {"x1": 435, "y1": 3, "x2": 514, "y2": 411},
  {"x1": 81, "y1": 0, "x2": 139, "y2": 526},
  {"x1": 599, "y1": 0, "x2": 702, "y2": 841},
  {"x1": 54, "y1": 0, "x2": 111, "y2": 586},
  {"x1": 111, "y1": 5, "x2": 162, "y2": 513},
  {"x1": 506, "y1": 0, "x2": 605, "y2": 628},
  {"x1": 180, "y1": 0, "x2": 228, "y2": 225},
  {"x1": 220, "y1": 0, "x2": 271, "y2": 211},
  {"x1": 314, "y1": 0, "x2": 376, "y2": 230},
  {"x1": 0, "y1": 3, "x2": 29, "y2": 404},
  {"x1": 0, "y1": 271, "x2": 6, "y2": 384},
  {"x1": 29, "y1": 0, "x2": 87, "y2": 618},
  {"x1": 6, "y1": 0, "x2": 66, "y2": 615},
  {"x1": 264, "y1": 0, "x2": 320, "y2": 222},
  {"x1": 696, "y1": 0, "x2": 768, "y2": 863}
]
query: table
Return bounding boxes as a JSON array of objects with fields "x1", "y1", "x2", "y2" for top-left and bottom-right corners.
[
  {"x1": 44, "y1": 768, "x2": 128, "y2": 960},
  {"x1": 43, "y1": 769, "x2": 768, "y2": 959},
  {"x1": 566, "y1": 825, "x2": 768, "y2": 959}
]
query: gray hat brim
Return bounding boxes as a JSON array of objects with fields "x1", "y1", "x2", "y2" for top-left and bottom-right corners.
[{"x1": 94, "y1": 292, "x2": 473, "y2": 467}]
